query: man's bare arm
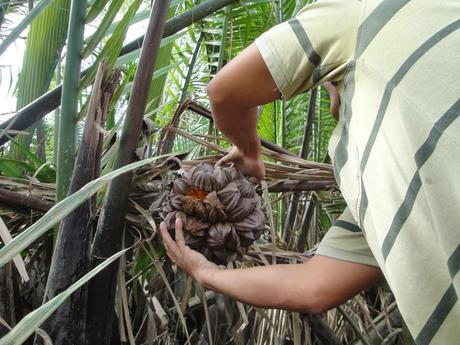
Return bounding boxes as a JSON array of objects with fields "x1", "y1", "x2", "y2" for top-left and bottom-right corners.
[
  {"x1": 199, "y1": 255, "x2": 383, "y2": 313},
  {"x1": 161, "y1": 219, "x2": 384, "y2": 314},
  {"x1": 207, "y1": 44, "x2": 281, "y2": 179}
]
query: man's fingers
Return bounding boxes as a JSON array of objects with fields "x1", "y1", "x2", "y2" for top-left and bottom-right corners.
[
  {"x1": 216, "y1": 148, "x2": 241, "y2": 167},
  {"x1": 160, "y1": 222, "x2": 171, "y2": 241},
  {"x1": 160, "y1": 222, "x2": 177, "y2": 251},
  {"x1": 175, "y1": 217, "x2": 185, "y2": 249},
  {"x1": 160, "y1": 222, "x2": 182, "y2": 264},
  {"x1": 165, "y1": 251, "x2": 176, "y2": 263},
  {"x1": 216, "y1": 154, "x2": 231, "y2": 167},
  {"x1": 324, "y1": 81, "x2": 340, "y2": 120}
]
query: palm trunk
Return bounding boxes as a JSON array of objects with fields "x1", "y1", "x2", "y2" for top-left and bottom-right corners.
[
  {"x1": 36, "y1": 61, "x2": 115, "y2": 345},
  {"x1": 86, "y1": 2, "x2": 170, "y2": 344},
  {"x1": 35, "y1": 119, "x2": 46, "y2": 162},
  {"x1": 56, "y1": 0, "x2": 87, "y2": 201}
]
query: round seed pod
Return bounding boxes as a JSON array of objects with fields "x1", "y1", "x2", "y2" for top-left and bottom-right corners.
[
  {"x1": 235, "y1": 179, "x2": 256, "y2": 198},
  {"x1": 190, "y1": 163, "x2": 216, "y2": 192},
  {"x1": 172, "y1": 177, "x2": 192, "y2": 195},
  {"x1": 213, "y1": 166, "x2": 233, "y2": 190},
  {"x1": 160, "y1": 163, "x2": 265, "y2": 264},
  {"x1": 234, "y1": 207, "x2": 265, "y2": 232},
  {"x1": 183, "y1": 216, "x2": 209, "y2": 236},
  {"x1": 226, "y1": 197, "x2": 256, "y2": 222},
  {"x1": 182, "y1": 196, "x2": 207, "y2": 219},
  {"x1": 217, "y1": 182, "x2": 240, "y2": 211},
  {"x1": 204, "y1": 191, "x2": 227, "y2": 223},
  {"x1": 207, "y1": 223, "x2": 232, "y2": 248}
]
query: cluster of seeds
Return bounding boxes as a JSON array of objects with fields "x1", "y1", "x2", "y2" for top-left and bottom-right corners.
[{"x1": 161, "y1": 163, "x2": 265, "y2": 264}]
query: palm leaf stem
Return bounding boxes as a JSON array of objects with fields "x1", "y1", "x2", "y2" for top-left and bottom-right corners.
[
  {"x1": 37, "y1": 60, "x2": 114, "y2": 345},
  {"x1": 283, "y1": 89, "x2": 317, "y2": 245},
  {"x1": 9, "y1": 0, "x2": 70, "y2": 159},
  {"x1": 55, "y1": 0, "x2": 87, "y2": 201},
  {"x1": 158, "y1": 32, "x2": 204, "y2": 155}
]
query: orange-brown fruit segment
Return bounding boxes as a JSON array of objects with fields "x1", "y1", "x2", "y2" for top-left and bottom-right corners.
[
  {"x1": 186, "y1": 187, "x2": 208, "y2": 200},
  {"x1": 182, "y1": 196, "x2": 207, "y2": 219}
]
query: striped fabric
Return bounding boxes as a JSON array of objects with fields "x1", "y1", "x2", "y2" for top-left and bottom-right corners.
[
  {"x1": 255, "y1": 1, "x2": 460, "y2": 344},
  {"x1": 316, "y1": 207, "x2": 378, "y2": 267}
]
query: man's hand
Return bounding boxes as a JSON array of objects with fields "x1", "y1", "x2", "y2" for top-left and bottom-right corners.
[
  {"x1": 160, "y1": 218, "x2": 218, "y2": 284},
  {"x1": 216, "y1": 146, "x2": 265, "y2": 182},
  {"x1": 324, "y1": 81, "x2": 340, "y2": 120}
]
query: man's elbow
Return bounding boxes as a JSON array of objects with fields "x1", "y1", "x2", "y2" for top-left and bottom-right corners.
[
  {"x1": 207, "y1": 77, "x2": 227, "y2": 110},
  {"x1": 279, "y1": 285, "x2": 334, "y2": 314},
  {"x1": 306, "y1": 298, "x2": 333, "y2": 314}
]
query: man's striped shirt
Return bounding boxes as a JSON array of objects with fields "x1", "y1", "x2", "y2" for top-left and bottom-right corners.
[{"x1": 255, "y1": 1, "x2": 460, "y2": 343}]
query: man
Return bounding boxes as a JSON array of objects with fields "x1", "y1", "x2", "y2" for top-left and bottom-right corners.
[{"x1": 161, "y1": 1, "x2": 460, "y2": 343}]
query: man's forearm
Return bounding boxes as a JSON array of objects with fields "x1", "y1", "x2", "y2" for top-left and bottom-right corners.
[
  {"x1": 209, "y1": 103, "x2": 261, "y2": 159},
  {"x1": 196, "y1": 262, "x2": 322, "y2": 313},
  {"x1": 206, "y1": 44, "x2": 281, "y2": 159},
  {"x1": 193, "y1": 255, "x2": 384, "y2": 314}
]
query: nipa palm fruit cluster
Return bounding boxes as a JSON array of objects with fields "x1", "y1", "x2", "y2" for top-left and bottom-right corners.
[{"x1": 161, "y1": 163, "x2": 265, "y2": 264}]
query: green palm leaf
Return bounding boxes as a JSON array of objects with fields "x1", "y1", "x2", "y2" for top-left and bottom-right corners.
[
  {"x1": 10, "y1": 0, "x2": 71, "y2": 160},
  {"x1": 0, "y1": 0, "x2": 53, "y2": 56}
]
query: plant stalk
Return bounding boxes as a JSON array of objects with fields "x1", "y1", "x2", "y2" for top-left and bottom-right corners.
[
  {"x1": 86, "y1": 2, "x2": 170, "y2": 344},
  {"x1": 56, "y1": 0, "x2": 87, "y2": 201}
]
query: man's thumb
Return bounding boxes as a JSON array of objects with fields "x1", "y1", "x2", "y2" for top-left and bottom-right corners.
[{"x1": 216, "y1": 153, "x2": 233, "y2": 167}]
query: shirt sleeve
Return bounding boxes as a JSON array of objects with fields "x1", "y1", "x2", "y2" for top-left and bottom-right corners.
[
  {"x1": 255, "y1": 0, "x2": 361, "y2": 99},
  {"x1": 316, "y1": 207, "x2": 379, "y2": 267}
]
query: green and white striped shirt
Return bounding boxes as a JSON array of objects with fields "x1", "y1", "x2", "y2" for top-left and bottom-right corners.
[{"x1": 255, "y1": 1, "x2": 460, "y2": 344}]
